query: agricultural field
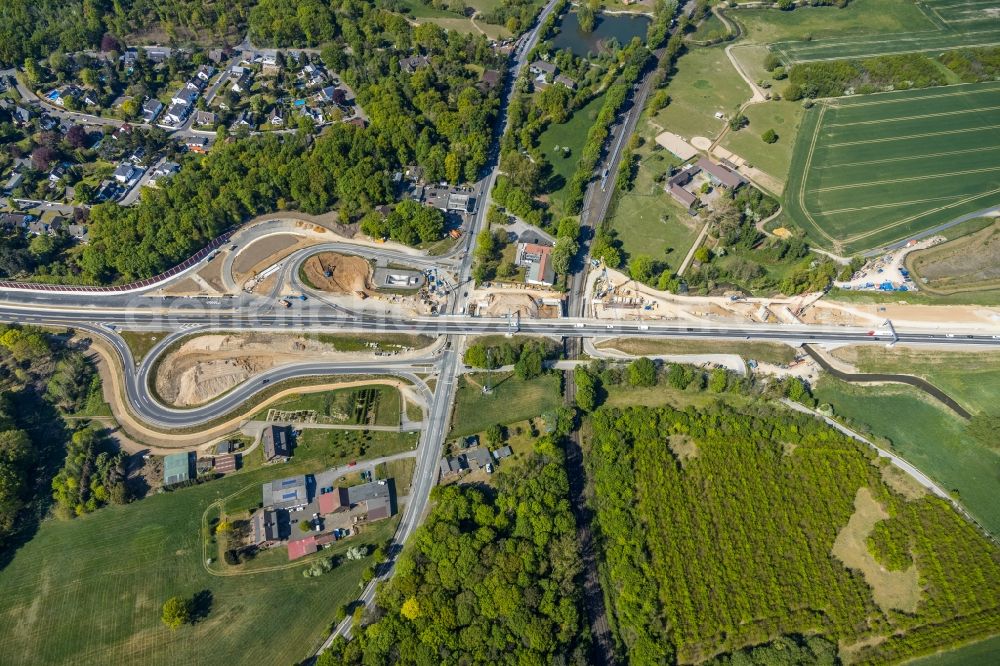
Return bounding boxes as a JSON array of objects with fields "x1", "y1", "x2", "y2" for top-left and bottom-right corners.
[
  {"x1": 649, "y1": 45, "x2": 751, "y2": 141},
  {"x1": 0, "y1": 429, "x2": 404, "y2": 666},
  {"x1": 784, "y1": 82, "x2": 1000, "y2": 254},
  {"x1": 906, "y1": 219, "x2": 1000, "y2": 295},
  {"x1": 536, "y1": 93, "x2": 607, "y2": 216},
  {"x1": 450, "y1": 371, "x2": 562, "y2": 437},
  {"x1": 908, "y1": 634, "x2": 1000, "y2": 666},
  {"x1": 813, "y1": 377, "x2": 1000, "y2": 536},
  {"x1": 737, "y1": 0, "x2": 1000, "y2": 63},
  {"x1": 720, "y1": 100, "x2": 805, "y2": 185}
]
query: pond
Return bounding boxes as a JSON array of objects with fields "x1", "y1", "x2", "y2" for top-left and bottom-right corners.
[{"x1": 549, "y1": 10, "x2": 651, "y2": 57}]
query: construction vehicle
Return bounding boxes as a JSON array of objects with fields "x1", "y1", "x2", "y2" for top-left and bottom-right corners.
[
  {"x1": 449, "y1": 228, "x2": 463, "y2": 239},
  {"x1": 279, "y1": 299, "x2": 291, "y2": 308}
]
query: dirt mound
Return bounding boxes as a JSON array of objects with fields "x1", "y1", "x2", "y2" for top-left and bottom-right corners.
[{"x1": 303, "y1": 253, "x2": 372, "y2": 295}]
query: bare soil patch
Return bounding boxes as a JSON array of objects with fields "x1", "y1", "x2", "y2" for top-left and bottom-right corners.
[
  {"x1": 880, "y1": 463, "x2": 928, "y2": 501},
  {"x1": 233, "y1": 234, "x2": 301, "y2": 277},
  {"x1": 302, "y1": 253, "x2": 372, "y2": 295},
  {"x1": 907, "y1": 221, "x2": 1000, "y2": 294},
  {"x1": 155, "y1": 332, "x2": 426, "y2": 406},
  {"x1": 667, "y1": 435, "x2": 697, "y2": 466},
  {"x1": 831, "y1": 487, "x2": 921, "y2": 614}
]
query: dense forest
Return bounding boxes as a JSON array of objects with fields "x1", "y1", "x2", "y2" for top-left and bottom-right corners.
[
  {"x1": 0, "y1": 0, "x2": 252, "y2": 65},
  {"x1": 320, "y1": 434, "x2": 589, "y2": 664},
  {"x1": 0, "y1": 325, "x2": 120, "y2": 556},
  {"x1": 588, "y1": 402, "x2": 1000, "y2": 664}
]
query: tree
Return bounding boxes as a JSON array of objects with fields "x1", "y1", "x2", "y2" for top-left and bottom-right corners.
[
  {"x1": 552, "y1": 236, "x2": 578, "y2": 275},
  {"x1": 764, "y1": 53, "x2": 781, "y2": 71},
  {"x1": 694, "y1": 246, "x2": 711, "y2": 263},
  {"x1": 630, "y1": 254, "x2": 656, "y2": 284},
  {"x1": 762, "y1": 129, "x2": 778, "y2": 144},
  {"x1": 728, "y1": 113, "x2": 749, "y2": 131},
  {"x1": 161, "y1": 596, "x2": 191, "y2": 629},
  {"x1": 31, "y1": 146, "x2": 56, "y2": 171},
  {"x1": 485, "y1": 423, "x2": 504, "y2": 447},
  {"x1": 627, "y1": 357, "x2": 657, "y2": 387},
  {"x1": 574, "y1": 366, "x2": 599, "y2": 412},
  {"x1": 708, "y1": 368, "x2": 728, "y2": 393},
  {"x1": 515, "y1": 343, "x2": 544, "y2": 380},
  {"x1": 66, "y1": 125, "x2": 87, "y2": 149}
]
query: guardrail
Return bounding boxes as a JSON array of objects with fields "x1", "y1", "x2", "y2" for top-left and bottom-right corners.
[{"x1": 0, "y1": 232, "x2": 232, "y2": 294}]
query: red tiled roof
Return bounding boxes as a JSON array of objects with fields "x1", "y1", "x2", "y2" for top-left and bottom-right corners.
[
  {"x1": 318, "y1": 488, "x2": 348, "y2": 514},
  {"x1": 287, "y1": 536, "x2": 317, "y2": 561}
]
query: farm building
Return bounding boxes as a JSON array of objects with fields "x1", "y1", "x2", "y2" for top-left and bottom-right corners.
[
  {"x1": 262, "y1": 474, "x2": 310, "y2": 510},
  {"x1": 262, "y1": 425, "x2": 293, "y2": 462},
  {"x1": 250, "y1": 508, "x2": 284, "y2": 547},
  {"x1": 516, "y1": 242, "x2": 555, "y2": 286},
  {"x1": 163, "y1": 452, "x2": 192, "y2": 486},
  {"x1": 318, "y1": 487, "x2": 350, "y2": 514}
]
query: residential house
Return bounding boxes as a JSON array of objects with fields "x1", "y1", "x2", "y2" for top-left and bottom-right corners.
[
  {"x1": 185, "y1": 77, "x2": 205, "y2": 92},
  {"x1": 80, "y1": 89, "x2": 99, "y2": 106},
  {"x1": 267, "y1": 107, "x2": 285, "y2": 126},
  {"x1": 516, "y1": 242, "x2": 555, "y2": 286},
  {"x1": 262, "y1": 425, "x2": 293, "y2": 462},
  {"x1": 113, "y1": 162, "x2": 137, "y2": 184},
  {"x1": 146, "y1": 47, "x2": 170, "y2": 64},
  {"x1": 555, "y1": 74, "x2": 577, "y2": 90},
  {"x1": 164, "y1": 102, "x2": 189, "y2": 124},
  {"x1": 195, "y1": 65, "x2": 215, "y2": 82},
  {"x1": 479, "y1": 69, "x2": 501, "y2": 92},
  {"x1": 3, "y1": 171, "x2": 23, "y2": 193},
  {"x1": 141, "y1": 98, "x2": 163, "y2": 122},
  {"x1": 122, "y1": 48, "x2": 139, "y2": 68},
  {"x1": 493, "y1": 446, "x2": 513, "y2": 460},
  {"x1": 47, "y1": 165, "x2": 65, "y2": 185},
  {"x1": 299, "y1": 64, "x2": 327, "y2": 88},
  {"x1": 11, "y1": 105, "x2": 30, "y2": 126},
  {"x1": 465, "y1": 447, "x2": 493, "y2": 471},
  {"x1": 261, "y1": 56, "x2": 281, "y2": 76},
  {"x1": 185, "y1": 136, "x2": 209, "y2": 153},
  {"x1": 208, "y1": 48, "x2": 225, "y2": 64},
  {"x1": 129, "y1": 146, "x2": 147, "y2": 166},
  {"x1": 230, "y1": 68, "x2": 253, "y2": 94},
  {"x1": 192, "y1": 109, "x2": 217, "y2": 127},
  {"x1": 67, "y1": 223, "x2": 89, "y2": 243},
  {"x1": 0, "y1": 213, "x2": 30, "y2": 229},
  {"x1": 398, "y1": 55, "x2": 431, "y2": 74},
  {"x1": 148, "y1": 161, "x2": 179, "y2": 187},
  {"x1": 230, "y1": 111, "x2": 254, "y2": 131},
  {"x1": 171, "y1": 87, "x2": 198, "y2": 106},
  {"x1": 529, "y1": 60, "x2": 557, "y2": 79}
]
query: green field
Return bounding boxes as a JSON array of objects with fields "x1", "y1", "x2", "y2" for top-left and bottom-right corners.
[
  {"x1": 907, "y1": 634, "x2": 1000, "y2": 666},
  {"x1": 0, "y1": 429, "x2": 408, "y2": 665},
  {"x1": 831, "y1": 346, "x2": 1000, "y2": 414},
  {"x1": 784, "y1": 82, "x2": 1000, "y2": 254},
  {"x1": 736, "y1": 0, "x2": 1000, "y2": 63},
  {"x1": 537, "y1": 93, "x2": 607, "y2": 215},
  {"x1": 650, "y1": 45, "x2": 751, "y2": 140},
  {"x1": 450, "y1": 371, "x2": 562, "y2": 437},
  {"x1": 607, "y1": 148, "x2": 700, "y2": 265},
  {"x1": 814, "y1": 377, "x2": 1000, "y2": 536},
  {"x1": 735, "y1": 0, "x2": 934, "y2": 46},
  {"x1": 720, "y1": 100, "x2": 805, "y2": 185}
]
